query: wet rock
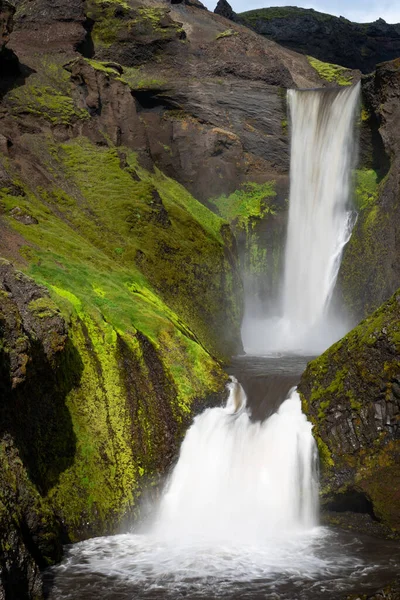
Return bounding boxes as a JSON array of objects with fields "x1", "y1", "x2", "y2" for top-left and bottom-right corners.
[{"x1": 299, "y1": 289, "x2": 400, "y2": 534}]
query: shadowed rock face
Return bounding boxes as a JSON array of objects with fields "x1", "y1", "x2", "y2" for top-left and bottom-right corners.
[
  {"x1": 0, "y1": 261, "x2": 70, "y2": 598},
  {"x1": 337, "y1": 59, "x2": 400, "y2": 323},
  {"x1": 0, "y1": 0, "x2": 19, "y2": 80},
  {"x1": 234, "y1": 6, "x2": 400, "y2": 74}
]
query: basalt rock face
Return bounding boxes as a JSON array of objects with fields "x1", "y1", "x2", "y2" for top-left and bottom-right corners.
[
  {"x1": 299, "y1": 290, "x2": 400, "y2": 534},
  {"x1": 237, "y1": 7, "x2": 400, "y2": 74},
  {"x1": 338, "y1": 59, "x2": 400, "y2": 323}
]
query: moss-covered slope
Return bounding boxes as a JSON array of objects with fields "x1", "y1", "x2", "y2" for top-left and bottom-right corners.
[
  {"x1": 0, "y1": 28, "x2": 244, "y2": 597},
  {"x1": 299, "y1": 290, "x2": 400, "y2": 534}
]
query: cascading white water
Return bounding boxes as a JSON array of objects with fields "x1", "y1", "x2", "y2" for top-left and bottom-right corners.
[
  {"x1": 153, "y1": 378, "x2": 319, "y2": 542},
  {"x1": 50, "y1": 378, "x2": 394, "y2": 599},
  {"x1": 243, "y1": 83, "x2": 360, "y2": 355}
]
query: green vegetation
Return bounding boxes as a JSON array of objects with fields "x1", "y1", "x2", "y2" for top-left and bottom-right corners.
[
  {"x1": 210, "y1": 181, "x2": 277, "y2": 231},
  {"x1": 0, "y1": 128, "x2": 242, "y2": 536},
  {"x1": 307, "y1": 56, "x2": 354, "y2": 86},
  {"x1": 239, "y1": 6, "x2": 341, "y2": 24},
  {"x1": 85, "y1": 1, "x2": 182, "y2": 49},
  {"x1": 7, "y1": 57, "x2": 90, "y2": 125},
  {"x1": 119, "y1": 66, "x2": 166, "y2": 90},
  {"x1": 339, "y1": 168, "x2": 384, "y2": 317},
  {"x1": 216, "y1": 29, "x2": 238, "y2": 40},
  {"x1": 354, "y1": 168, "x2": 379, "y2": 211},
  {"x1": 85, "y1": 0, "x2": 131, "y2": 47}
]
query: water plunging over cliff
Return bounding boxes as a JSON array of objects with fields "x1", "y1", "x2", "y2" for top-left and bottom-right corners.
[
  {"x1": 243, "y1": 83, "x2": 360, "y2": 354},
  {"x1": 47, "y1": 370, "x2": 400, "y2": 599},
  {"x1": 153, "y1": 378, "x2": 318, "y2": 542}
]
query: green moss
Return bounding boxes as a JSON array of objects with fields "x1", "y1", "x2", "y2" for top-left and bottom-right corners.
[
  {"x1": 85, "y1": 0, "x2": 131, "y2": 47},
  {"x1": 5, "y1": 56, "x2": 90, "y2": 125},
  {"x1": 0, "y1": 134, "x2": 234, "y2": 537},
  {"x1": 7, "y1": 84, "x2": 89, "y2": 125},
  {"x1": 85, "y1": 59, "x2": 121, "y2": 75},
  {"x1": 316, "y1": 436, "x2": 335, "y2": 469},
  {"x1": 354, "y1": 168, "x2": 379, "y2": 211},
  {"x1": 339, "y1": 168, "x2": 385, "y2": 318},
  {"x1": 28, "y1": 297, "x2": 61, "y2": 319},
  {"x1": 210, "y1": 182, "x2": 277, "y2": 231},
  {"x1": 307, "y1": 56, "x2": 354, "y2": 86},
  {"x1": 216, "y1": 29, "x2": 238, "y2": 40},
  {"x1": 119, "y1": 66, "x2": 166, "y2": 90},
  {"x1": 240, "y1": 6, "x2": 340, "y2": 23},
  {"x1": 1, "y1": 134, "x2": 237, "y2": 357}
]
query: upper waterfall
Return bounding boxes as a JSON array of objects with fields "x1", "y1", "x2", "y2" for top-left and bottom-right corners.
[{"x1": 243, "y1": 83, "x2": 361, "y2": 355}]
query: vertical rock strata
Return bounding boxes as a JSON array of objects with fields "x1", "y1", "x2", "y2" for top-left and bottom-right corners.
[{"x1": 299, "y1": 290, "x2": 400, "y2": 534}]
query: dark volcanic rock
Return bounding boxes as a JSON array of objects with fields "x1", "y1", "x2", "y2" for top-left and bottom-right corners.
[
  {"x1": 238, "y1": 7, "x2": 400, "y2": 74},
  {"x1": 214, "y1": 0, "x2": 237, "y2": 21},
  {"x1": 169, "y1": 0, "x2": 206, "y2": 9},
  {"x1": 299, "y1": 290, "x2": 400, "y2": 534},
  {"x1": 0, "y1": 0, "x2": 19, "y2": 79},
  {"x1": 338, "y1": 58, "x2": 400, "y2": 322},
  {"x1": 10, "y1": 0, "x2": 88, "y2": 56}
]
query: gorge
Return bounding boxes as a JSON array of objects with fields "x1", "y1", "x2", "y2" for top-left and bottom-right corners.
[{"x1": 0, "y1": 0, "x2": 400, "y2": 598}]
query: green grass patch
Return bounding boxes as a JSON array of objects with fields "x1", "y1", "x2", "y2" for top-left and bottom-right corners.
[
  {"x1": 216, "y1": 29, "x2": 238, "y2": 40},
  {"x1": 354, "y1": 168, "x2": 379, "y2": 211},
  {"x1": 307, "y1": 56, "x2": 353, "y2": 86},
  {"x1": 210, "y1": 182, "x2": 277, "y2": 230}
]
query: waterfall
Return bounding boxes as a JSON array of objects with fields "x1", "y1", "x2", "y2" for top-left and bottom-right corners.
[
  {"x1": 153, "y1": 378, "x2": 319, "y2": 543},
  {"x1": 243, "y1": 83, "x2": 360, "y2": 355}
]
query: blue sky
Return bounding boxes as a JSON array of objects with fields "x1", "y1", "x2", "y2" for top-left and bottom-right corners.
[{"x1": 202, "y1": 0, "x2": 400, "y2": 24}]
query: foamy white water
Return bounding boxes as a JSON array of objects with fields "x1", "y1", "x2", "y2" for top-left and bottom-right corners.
[
  {"x1": 48, "y1": 378, "x2": 392, "y2": 600},
  {"x1": 243, "y1": 83, "x2": 360, "y2": 355},
  {"x1": 153, "y1": 378, "x2": 318, "y2": 543}
]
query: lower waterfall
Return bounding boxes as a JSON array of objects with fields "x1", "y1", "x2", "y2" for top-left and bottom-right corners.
[
  {"x1": 153, "y1": 378, "x2": 318, "y2": 542},
  {"x1": 47, "y1": 373, "x2": 400, "y2": 600}
]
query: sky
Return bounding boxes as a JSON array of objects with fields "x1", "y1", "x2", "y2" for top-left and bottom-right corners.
[{"x1": 202, "y1": 0, "x2": 400, "y2": 24}]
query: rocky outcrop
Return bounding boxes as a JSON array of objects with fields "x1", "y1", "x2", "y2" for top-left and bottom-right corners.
[
  {"x1": 338, "y1": 58, "x2": 400, "y2": 323},
  {"x1": 6, "y1": 0, "x2": 324, "y2": 207},
  {"x1": 0, "y1": 261, "x2": 67, "y2": 598},
  {"x1": 299, "y1": 290, "x2": 400, "y2": 534},
  {"x1": 10, "y1": 0, "x2": 88, "y2": 56},
  {"x1": 214, "y1": 0, "x2": 237, "y2": 21},
  {"x1": 237, "y1": 7, "x2": 400, "y2": 74}
]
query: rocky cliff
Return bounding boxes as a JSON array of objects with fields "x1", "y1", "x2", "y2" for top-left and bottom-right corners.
[
  {"x1": 337, "y1": 58, "x2": 400, "y2": 323},
  {"x1": 299, "y1": 288, "x2": 400, "y2": 535},
  {"x1": 217, "y1": 4, "x2": 400, "y2": 74}
]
